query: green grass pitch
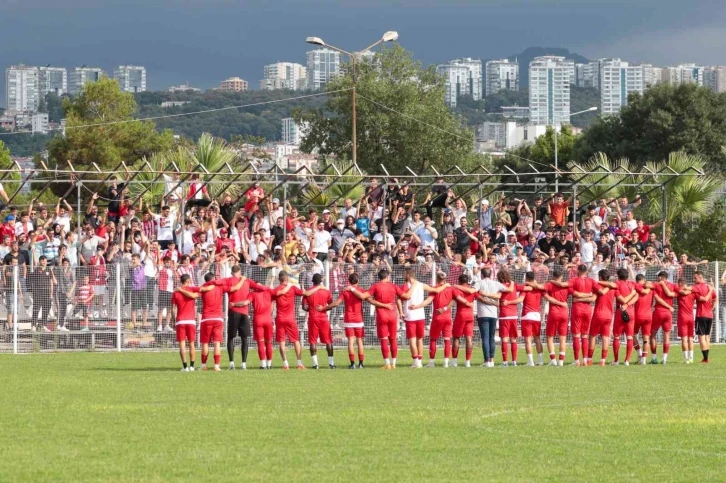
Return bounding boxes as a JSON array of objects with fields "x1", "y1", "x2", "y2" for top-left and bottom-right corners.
[{"x1": 1, "y1": 347, "x2": 725, "y2": 482}]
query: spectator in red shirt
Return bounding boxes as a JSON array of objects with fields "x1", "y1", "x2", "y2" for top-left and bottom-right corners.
[{"x1": 547, "y1": 192, "x2": 572, "y2": 228}]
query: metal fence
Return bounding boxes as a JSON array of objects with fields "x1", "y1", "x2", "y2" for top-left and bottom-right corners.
[{"x1": 0, "y1": 260, "x2": 723, "y2": 355}]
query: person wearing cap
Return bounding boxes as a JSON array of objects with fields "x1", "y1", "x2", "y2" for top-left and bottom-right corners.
[
  {"x1": 320, "y1": 209, "x2": 334, "y2": 231},
  {"x1": 214, "y1": 227, "x2": 235, "y2": 255},
  {"x1": 330, "y1": 219, "x2": 354, "y2": 253},
  {"x1": 1, "y1": 215, "x2": 17, "y2": 243},
  {"x1": 472, "y1": 198, "x2": 493, "y2": 231}
]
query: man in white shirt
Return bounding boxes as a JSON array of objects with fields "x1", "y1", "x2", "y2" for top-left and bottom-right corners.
[
  {"x1": 14, "y1": 211, "x2": 34, "y2": 238},
  {"x1": 415, "y1": 216, "x2": 438, "y2": 251},
  {"x1": 312, "y1": 221, "x2": 332, "y2": 261},
  {"x1": 475, "y1": 267, "x2": 508, "y2": 367},
  {"x1": 54, "y1": 199, "x2": 74, "y2": 233},
  {"x1": 337, "y1": 198, "x2": 357, "y2": 220},
  {"x1": 148, "y1": 205, "x2": 175, "y2": 249},
  {"x1": 248, "y1": 231, "x2": 268, "y2": 264},
  {"x1": 372, "y1": 230, "x2": 395, "y2": 252}
]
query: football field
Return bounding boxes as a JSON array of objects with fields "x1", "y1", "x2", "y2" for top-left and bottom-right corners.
[{"x1": 1, "y1": 348, "x2": 725, "y2": 482}]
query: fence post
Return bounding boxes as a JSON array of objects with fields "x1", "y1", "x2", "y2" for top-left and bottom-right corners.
[
  {"x1": 431, "y1": 261, "x2": 436, "y2": 286},
  {"x1": 324, "y1": 259, "x2": 330, "y2": 290},
  {"x1": 12, "y1": 265, "x2": 18, "y2": 354},
  {"x1": 116, "y1": 263, "x2": 122, "y2": 352},
  {"x1": 715, "y1": 261, "x2": 721, "y2": 343}
]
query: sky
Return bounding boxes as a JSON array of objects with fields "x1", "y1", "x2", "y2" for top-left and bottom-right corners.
[{"x1": 1, "y1": 0, "x2": 726, "y2": 105}]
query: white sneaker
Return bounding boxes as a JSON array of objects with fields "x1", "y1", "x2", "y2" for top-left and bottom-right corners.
[
  {"x1": 166, "y1": 326, "x2": 175, "y2": 333},
  {"x1": 410, "y1": 363, "x2": 419, "y2": 369},
  {"x1": 156, "y1": 325, "x2": 163, "y2": 332},
  {"x1": 31, "y1": 326, "x2": 37, "y2": 333},
  {"x1": 464, "y1": 361, "x2": 471, "y2": 368},
  {"x1": 101, "y1": 310, "x2": 108, "y2": 318},
  {"x1": 557, "y1": 360, "x2": 564, "y2": 367},
  {"x1": 229, "y1": 363, "x2": 235, "y2": 370},
  {"x1": 426, "y1": 361, "x2": 436, "y2": 368},
  {"x1": 624, "y1": 361, "x2": 630, "y2": 366},
  {"x1": 512, "y1": 362, "x2": 517, "y2": 367},
  {"x1": 611, "y1": 361, "x2": 620, "y2": 366},
  {"x1": 181, "y1": 367, "x2": 189, "y2": 372},
  {"x1": 549, "y1": 360, "x2": 557, "y2": 366},
  {"x1": 527, "y1": 362, "x2": 535, "y2": 367},
  {"x1": 480, "y1": 362, "x2": 488, "y2": 367},
  {"x1": 443, "y1": 361, "x2": 449, "y2": 368},
  {"x1": 189, "y1": 366, "x2": 195, "y2": 372},
  {"x1": 92, "y1": 311, "x2": 99, "y2": 319},
  {"x1": 451, "y1": 360, "x2": 458, "y2": 368},
  {"x1": 501, "y1": 362, "x2": 509, "y2": 367}
]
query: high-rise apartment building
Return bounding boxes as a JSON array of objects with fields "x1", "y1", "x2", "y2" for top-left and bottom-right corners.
[
  {"x1": 281, "y1": 117, "x2": 309, "y2": 145},
  {"x1": 640, "y1": 64, "x2": 663, "y2": 87},
  {"x1": 70, "y1": 67, "x2": 104, "y2": 95},
  {"x1": 600, "y1": 59, "x2": 644, "y2": 115},
  {"x1": 5, "y1": 65, "x2": 40, "y2": 112},
  {"x1": 306, "y1": 49, "x2": 340, "y2": 91},
  {"x1": 260, "y1": 62, "x2": 307, "y2": 90},
  {"x1": 704, "y1": 66, "x2": 726, "y2": 93},
  {"x1": 485, "y1": 59, "x2": 519, "y2": 96},
  {"x1": 661, "y1": 64, "x2": 704, "y2": 86},
  {"x1": 114, "y1": 65, "x2": 147, "y2": 93},
  {"x1": 218, "y1": 77, "x2": 249, "y2": 92},
  {"x1": 38, "y1": 66, "x2": 68, "y2": 96},
  {"x1": 575, "y1": 63, "x2": 596, "y2": 88},
  {"x1": 436, "y1": 58, "x2": 482, "y2": 108},
  {"x1": 528, "y1": 56, "x2": 574, "y2": 125}
]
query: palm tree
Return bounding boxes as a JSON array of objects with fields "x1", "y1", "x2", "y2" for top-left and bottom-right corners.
[
  {"x1": 566, "y1": 152, "x2": 640, "y2": 205},
  {"x1": 300, "y1": 160, "x2": 366, "y2": 208}
]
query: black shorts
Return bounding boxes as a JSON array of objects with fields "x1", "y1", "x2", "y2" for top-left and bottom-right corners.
[
  {"x1": 695, "y1": 317, "x2": 713, "y2": 336},
  {"x1": 228, "y1": 312, "x2": 251, "y2": 338},
  {"x1": 77, "y1": 304, "x2": 90, "y2": 319},
  {"x1": 158, "y1": 291, "x2": 172, "y2": 309},
  {"x1": 131, "y1": 290, "x2": 148, "y2": 311}
]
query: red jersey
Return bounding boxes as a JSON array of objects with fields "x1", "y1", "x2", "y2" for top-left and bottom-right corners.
[
  {"x1": 244, "y1": 187, "x2": 264, "y2": 213},
  {"x1": 615, "y1": 280, "x2": 636, "y2": 305},
  {"x1": 593, "y1": 286, "x2": 618, "y2": 320},
  {"x1": 632, "y1": 225, "x2": 650, "y2": 244},
  {"x1": 367, "y1": 281, "x2": 404, "y2": 319},
  {"x1": 340, "y1": 289, "x2": 364, "y2": 323},
  {"x1": 652, "y1": 281, "x2": 677, "y2": 314},
  {"x1": 569, "y1": 276, "x2": 596, "y2": 310},
  {"x1": 677, "y1": 290, "x2": 695, "y2": 322},
  {"x1": 215, "y1": 277, "x2": 264, "y2": 315},
  {"x1": 516, "y1": 284, "x2": 545, "y2": 315},
  {"x1": 634, "y1": 284, "x2": 654, "y2": 321},
  {"x1": 499, "y1": 282, "x2": 519, "y2": 318},
  {"x1": 89, "y1": 256, "x2": 106, "y2": 286},
  {"x1": 545, "y1": 282, "x2": 569, "y2": 317},
  {"x1": 432, "y1": 285, "x2": 455, "y2": 313},
  {"x1": 305, "y1": 288, "x2": 333, "y2": 323},
  {"x1": 549, "y1": 201, "x2": 568, "y2": 226},
  {"x1": 76, "y1": 284, "x2": 94, "y2": 305},
  {"x1": 691, "y1": 282, "x2": 716, "y2": 318},
  {"x1": 189, "y1": 282, "x2": 225, "y2": 322},
  {"x1": 215, "y1": 237, "x2": 235, "y2": 254},
  {"x1": 172, "y1": 290, "x2": 197, "y2": 322},
  {"x1": 249, "y1": 287, "x2": 273, "y2": 324},
  {"x1": 158, "y1": 267, "x2": 175, "y2": 293},
  {"x1": 452, "y1": 287, "x2": 475, "y2": 321},
  {"x1": 271, "y1": 283, "x2": 304, "y2": 322}
]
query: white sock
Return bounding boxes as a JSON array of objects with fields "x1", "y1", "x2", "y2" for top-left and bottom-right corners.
[
  {"x1": 392, "y1": 358, "x2": 397, "y2": 366},
  {"x1": 538, "y1": 353, "x2": 543, "y2": 364},
  {"x1": 214, "y1": 364, "x2": 220, "y2": 369},
  {"x1": 527, "y1": 354, "x2": 534, "y2": 365},
  {"x1": 663, "y1": 353, "x2": 668, "y2": 362},
  {"x1": 328, "y1": 356, "x2": 335, "y2": 366},
  {"x1": 444, "y1": 357, "x2": 449, "y2": 365},
  {"x1": 283, "y1": 360, "x2": 289, "y2": 368},
  {"x1": 417, "y1": 359, "x2": 423, "y2": 367},
  {"x1": 200, "y1": 363, "x2": 207, "y2": 369},
  {"x1": 229, "y1": 361, "x2": 235, "y2": 368},
  {"x1": 296, "y1": 359, "x2": 303, "y2": 367},
  {"x1": 652, "y1": 354, "x2": 657, "y2": 361},
  {"x1": 241, "y1": 362, "x2": 246, "y2": 369},
  {"x1": 312, "y1": 355, "x2": 318, "y2": 366},
  {"x1": 261, "y1": 360, "x2": 266, "y2": 368},
  {"x1": 266, "y1": 360, "x2": 272, "y2": 368}
]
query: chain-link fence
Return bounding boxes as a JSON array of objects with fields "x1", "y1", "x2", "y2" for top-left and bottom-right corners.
[{"x1": 0, "y1": 261, "x2": 723, "y2": 354}]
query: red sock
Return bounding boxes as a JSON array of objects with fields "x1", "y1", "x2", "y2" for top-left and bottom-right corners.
[
  {"x1": 558, "y1": 351, "x2": 565, "y2": 361},
  {"x1": 510, "y1": 342, "x2": 518, "y2": 362},
  {"x1": 380, "y1": 339, "x2": 390, "y2": 360},
  {"x1": 625, "y1": 339, "x2": 634, "y2": 361},
  {"x1": 633, "y1": 341, "x2": 640, "y2": 352},
  {"x1": 573, "y1": 337, "x2": 581, "y2": 361},
  {"x1": 465, "y1": 347, "x2": 472, "y2": 361},
  {"x1": 444, "y1": 340, "x2": 452, "y2": 358},
  {"x1": 349, "y1": 352, "x2": 355, "y2": 363},
  {"x1": 202, "y1": 353, "x2": 208, "y2": 364},
  {"x1": 582, "y1": 337, "x2": 590, "y2": 360},
  {"x1": 358, "y1": 352, "x2": 365, "y2": 363},
  {"x1": 613, "y1": 339, "x2": 620, "y2": 361},
  {"x1": 213, "y1": 354, "x2": 220, "y2": 365},
  {"x1": 549, "y1": 353, "x2": 556, "y2": 360},
  {"x1": 390, "y1": 338, "x2": 398, "y2": 359},
  {"x1": 266, "y1": 342, "x2": 274, "y2": 361},
  {"x1": 429, "y1": 340, "x2": 437, "y2": 359},
  {"x1": 452, "y1": 344, "x2": 460, "y2": 359},
  {"x1": 601, "y1": 348, "x2": 608, "y2": 360},
  {"x1": 652, "y1": 346, "x2": 657, "y2": 356},
  {"x1": 663, "y1": 342, "x2": 670, "y2": 354},
  {"x1": 502, "y1": 342, "x2": 508, "y2": 362},
  {"x1": 258, "y1": 344, "x2": 266, "y2": 361},
  {"x1": 641, "y1": 346, "x2": 648, "y2": 358}
]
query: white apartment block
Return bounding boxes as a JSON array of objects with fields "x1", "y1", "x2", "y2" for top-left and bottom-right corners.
[
  {"x1": 70, "y1": 67, "x2": 104, "y2": 95},
  {"x1": 307, "y1": 49, "x2": 340, "y2": 91},
  {"x1": 167, "y1": 82, "x2": 201, "y2": 93},
  {"x1": 661, "y1": 64, "x2": 704, "y2": 86},
  {"x1": 5, "y1": 65, "x2": 40, "y2": 112},
  {"x1": 437, "y1": 58, "x2": 482, "y2": 108},
  {"x1": 38, "y1": 66, "x2": 68, "y2": 96},
  {"x1": 640, "y1": 64, "x2": 663, "y2": 87},
  {"x1": 114, "y1": 65, "x2": 147, "y2": 93},
  {"x1": 261, "y1": 62, "x2": 307, "y2": 91},
  {"x1": 281, "y1": 117, "x2": 309, "y2": 145},
  {"x1": 704, "y1": 66, "x2": 726, "y2": 93},
  {"x1": 31, "y1": 113, "x2": 49, "y2": 134},
  {"x1": 485, "y1": 59, "x2": 519, "y2": 96},
  {"x1": 600, "y1": 59, "x2": 644, "y2": 115},
  {"x1": 528, "y1": 56, "x2": 574, "y2": 125},
  {"x1": 575, "y1": 63, "x2": 596, "y2": 88}
]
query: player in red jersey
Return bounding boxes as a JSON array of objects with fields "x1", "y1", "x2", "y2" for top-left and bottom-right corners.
[
  {"x1": 587, "y1": 270, "x2": 618, "y2": 366},
  {"x1": 650, "y1": 271, "x2": 677, "y2": 364},
  {"x1": 515, "y1": 272, "x2": 546, "y2": 366},
  {"x1": 319, "y1": 273, "x2": 366, "y2": 369},
  {"x1": 632, "y1": 274, "x2": 654, "y2": 365},
  {"x1": 172, "y1": 274, "x2": 198, "y2": 372},
  {"x1": 246, "y1": 282, "x2": 275, "y2": 369},
  {"x1": 212, "y1": 264, "x2": 266, "y2": 370},
  {"x1": 303, "y1": 273, "x2": 335, "y2": 369},
  {"x1": 178, "y1": 272, "x2": 226, "y2": 371},
  {"x1": 497, "y1": 269, "x2": 523, "y2": 367},
  {"x1": 606, "y1": 268, "x2": 638, "y2": 366},
  {"x1": 408, "y1": 271, "x2": 454, "y2": 368},
  {"x1": 691, "y1": 271, "x2": 717, "y2": 363},
  {"x1": 397, "y1": 268, "x2": 445, "y2": 368},
  {"x1": 544, "y1": 269, "x2": 570, "y2": 366},
  {"x1": 353, "y1": 269, "x2": 412, "y2": 369},
  {"x1": 271, "y1": 272, "x2": 305, "y2": 370},
  {"x1": 569, "y1": 264, "x2": 597, "y2": 366},
  {"x1": 450, "y1": 274, "x2": 478, "y2": 368},
  {"x1": 676, "y1": 278, "x2": 696, "y2": 363}
]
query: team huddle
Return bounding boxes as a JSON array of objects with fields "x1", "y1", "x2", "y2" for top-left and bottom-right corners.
[{"x1": 170, "y1": 264, "x2": 717, "y2": 371}]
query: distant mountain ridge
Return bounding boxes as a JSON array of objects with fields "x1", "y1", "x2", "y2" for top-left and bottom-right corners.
[{"x1": 492, "y1": 47, "x2": 591, "y2": 89}]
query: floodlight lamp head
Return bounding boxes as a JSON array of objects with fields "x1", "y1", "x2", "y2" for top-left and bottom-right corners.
[
  {"x1": 306, "y1": 37, "x2": 325, "y2": 46},
  {"x1": 382, "y1": 31, "x2": 399, "y2": 42}
]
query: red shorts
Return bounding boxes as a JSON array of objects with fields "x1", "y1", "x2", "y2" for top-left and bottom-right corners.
[
  {"x1": 546, "y1": 313, "x2": 568, "y2": 337},
  {"x1": 634, "y1": 316, "x2": 652, "y2": 337},
  {"x1": 429, "y1": 316, "x2": 452, "y2": 340},
  {"x1": 175, "y1": 324, "x2": 196, "y2": 342},
  {"x1": 345, "y1": 327, "x2": 365, "y2": 338},
  {"x1": 678, "y1": 318, "x2": 694, "y2": 338},
  {"x1": 308, "y1": 320, "x2": 332, "y2": 345},
  {"x1": 253, "y1": 321, "x2": 273, "y2": 342},
  {"x1": 589, "y1": 316, "x2": 613, "y2": 337},
  {"x1": 376, "y1": 318, "x2": 398, "y2": 339},
  {"x1": 405, "y1": 320, "x2": 425, "y2": 339},
  {"x1": 571, "y1": 307, "x2": 592, "y2": 335},
  {"x1": 521, "y1": 321, "x2": 541, "y2": 338},
  {"x1": 200, "y1": 321, "x2": 223, "y2": 344},
  {"x1": 453, "y1": 317, "x2": 474, "y2": 338},
  {"x1": 651, "y1": 311, "x2": 673, "y2": 333},
  {"x1": 499, "y1": 318, "x2": 519, "y2": 339},
  {"x1": 275, "y1": 319, "x2": 300, "y2": 343}
]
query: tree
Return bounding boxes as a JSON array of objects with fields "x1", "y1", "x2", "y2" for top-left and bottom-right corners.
[
  {"x1": 569, "y1": 86, "x2": 599, "y2": 128},
  {"x1": 483, "y1": 88, "x2": 529, "y2": 113},
  {"x1": 293, "y1": 44, "x2": 479, "y2": 175},
  {"x1": 670, "y1": 199, "x2": 726, "y2": 262},
  {"x1": 44, "y1": 93, "x2": 65, "y2": 123},
  {"x1": 573, "y1": 83, "x2": 726, "y2": 170},
  {"x1": 300, "y1": 160, "x2": 366, "y2": 207}
]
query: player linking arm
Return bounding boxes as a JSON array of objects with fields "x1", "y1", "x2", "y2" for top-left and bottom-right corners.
[
  {"x1": 173, "y1": 274, "x2": 199, "y2": 371},
  {"x1": 318, "y1": 273, "x2": 366, "y2": 369}
]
